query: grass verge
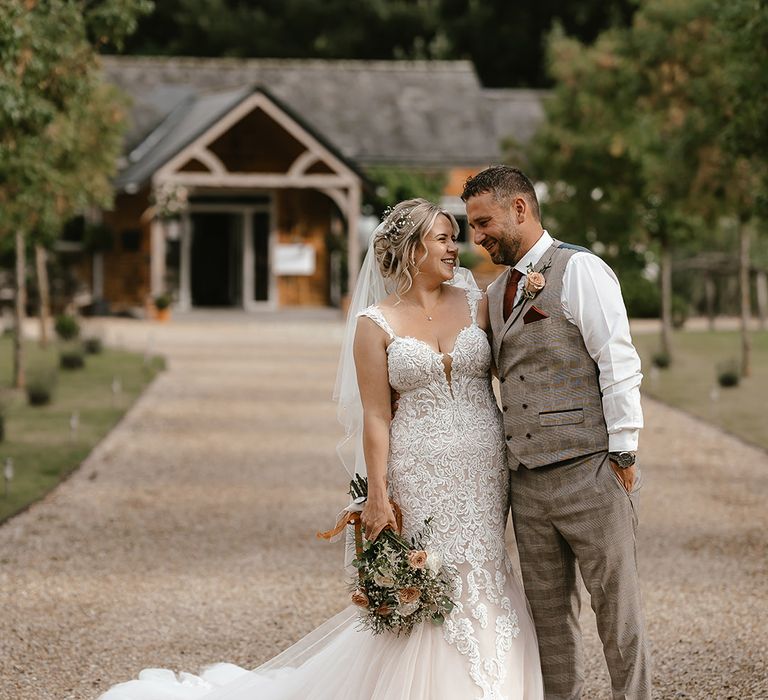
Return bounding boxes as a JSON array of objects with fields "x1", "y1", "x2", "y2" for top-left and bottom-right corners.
[
  {"x1": 634, "y1": 330, "x2": 768, "y2": 451},
  {"x1": 0, "y1": 337, "x2": 164, "y2": 523}
]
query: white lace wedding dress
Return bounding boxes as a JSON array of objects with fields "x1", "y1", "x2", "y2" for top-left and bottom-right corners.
[{"x1": 99, "y1": 287, "x2": 543, "y2": 700}]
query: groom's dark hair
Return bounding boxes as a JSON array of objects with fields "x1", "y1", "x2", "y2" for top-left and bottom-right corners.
[{"x1": 461, "y1": 165, "x2": 541, "y2": 222}]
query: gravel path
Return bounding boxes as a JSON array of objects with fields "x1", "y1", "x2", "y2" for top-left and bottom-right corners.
[{"x1": 0, "y1": 315, "x2": 765, "y2": 699}]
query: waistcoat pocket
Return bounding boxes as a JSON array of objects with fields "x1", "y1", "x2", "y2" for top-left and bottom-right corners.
[{"x1": 539, "y1": 408, "x2": 584, "y2": 426}]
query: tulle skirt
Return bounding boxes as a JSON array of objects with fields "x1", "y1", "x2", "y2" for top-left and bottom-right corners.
[{"x1": 98, "y1": 604, "x2": 543, "y2": 700}]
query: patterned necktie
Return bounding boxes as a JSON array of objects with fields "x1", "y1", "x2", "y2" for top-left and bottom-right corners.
[{"x1": 503, "y1": 268, "x2": 524, "y2": 322}]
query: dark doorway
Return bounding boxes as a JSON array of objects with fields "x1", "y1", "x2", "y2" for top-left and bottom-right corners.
[{"x1": 190, "y1": 213, "x2": 242, "y2": 306}]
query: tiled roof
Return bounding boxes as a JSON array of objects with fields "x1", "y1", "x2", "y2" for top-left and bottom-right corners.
[
  {"x1": 102, "y1": 56, "x2": 546, "y2": 180},
  {"x1": 117, "y1": 87, "x2": 249, "y2": 189}
]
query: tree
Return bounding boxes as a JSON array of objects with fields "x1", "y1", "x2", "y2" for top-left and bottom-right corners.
[
  {"x1": 716, "y1": 0, "x2": 768, "y2": 376},
  {"x1": 120, "y1": 0, "x2": 445, "y2": 62},
  {"x1": 116, "y1": 0, "x2": 637, "y2": 88},
  {"x1": 437, "y1": 0, "x2": 636, "y2": 87},
  {"x1": 529, "y1": 0, "x2": 759, "y2": 364},
  {"x1": 0, "y1": 0, "x2": 152, "y2": 386},
  {"x1": 528, "y1": 18, "x2": 681, "y2": 357},
  {"x1": 366, "y1": 166, "x2": 448, "y2": 216}
]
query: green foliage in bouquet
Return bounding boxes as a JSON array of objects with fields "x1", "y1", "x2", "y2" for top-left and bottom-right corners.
[{"x1": 346, "y1": 475, "x2": 455, "y2": 637}]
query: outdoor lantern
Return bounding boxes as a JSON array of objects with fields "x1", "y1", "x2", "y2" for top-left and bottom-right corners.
[
  {"x1": 70, "y1": 411, "x2": 80, "y2": 440},
  {"x1": 165, "y1": 219, "x2": 181, "y2": 241},
  {"x1": 3, "y1": 457, "x2": 13, "y2": 497},
  {"x1": 112, "y1": 377, "x2": 122, "y2": 407}
]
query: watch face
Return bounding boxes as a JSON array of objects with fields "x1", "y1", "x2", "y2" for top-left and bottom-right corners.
[{"x1": 611, "y1": 452, "x2": 635, "y2": 468}]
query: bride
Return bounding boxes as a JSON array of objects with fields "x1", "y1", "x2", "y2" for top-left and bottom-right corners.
[{"x1": 98, "y1": 199, "x2": 544, "y2": 700}]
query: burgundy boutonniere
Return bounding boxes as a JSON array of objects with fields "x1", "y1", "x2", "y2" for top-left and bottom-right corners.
[{"x1": 522, "y1": 261, "x2": 551, "y2": 301}]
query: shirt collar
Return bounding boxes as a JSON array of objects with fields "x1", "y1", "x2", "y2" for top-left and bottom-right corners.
[{"x1": 514, "y1": 230, "x2": 553, "y2": 275}]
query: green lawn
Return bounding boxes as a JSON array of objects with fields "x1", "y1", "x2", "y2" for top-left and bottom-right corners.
[
  {"x1": 0, "y1": 337, "x2": 164, "y2": 523},
  {"x1": 634, "y1": 330, "x2": 768, "y2": 451}
]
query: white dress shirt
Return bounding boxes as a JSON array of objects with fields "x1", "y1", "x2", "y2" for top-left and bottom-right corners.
[{"x1": 509, "y1": 230, "x2": 643, "y2": 451}]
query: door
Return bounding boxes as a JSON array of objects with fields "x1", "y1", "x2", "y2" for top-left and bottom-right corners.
[{"x1": 190, "y1": 213, "x2": 242, "y2": 306}]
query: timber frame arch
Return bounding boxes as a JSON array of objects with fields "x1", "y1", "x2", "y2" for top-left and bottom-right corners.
[{"x1": 146, "y1": 87, "x2": 363, "y2": 310}]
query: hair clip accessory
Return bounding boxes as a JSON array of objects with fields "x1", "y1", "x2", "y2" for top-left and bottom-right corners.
[{"x1": 382, "y1": 206, "x2": 415, "y2": 239}]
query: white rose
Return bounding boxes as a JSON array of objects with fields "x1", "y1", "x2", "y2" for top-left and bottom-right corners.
[{"x1": 425, "y1": 549, "x2": 443, "y2": 574}]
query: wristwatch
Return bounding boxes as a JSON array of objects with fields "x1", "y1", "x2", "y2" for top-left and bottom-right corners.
[{"x1": 609, "y1": 451, "x2": 636, "y2": 469}]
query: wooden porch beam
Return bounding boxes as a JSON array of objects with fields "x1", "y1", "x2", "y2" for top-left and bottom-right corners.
[{"x1": 163, "y1": 173, "x2": 357, "y2": 189}]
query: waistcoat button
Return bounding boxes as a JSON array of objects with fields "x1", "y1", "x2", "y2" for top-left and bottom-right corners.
[
  {"x1": 519, "y1": 375, "x2": 525, "y2": 381},
  {"x1": 503, "y1": 406, "x2": 508, "y2": 412},
  {"x1": 500, "y1": 377, "x2": 506, "y2": 383},
  {"x1": 522, "y1": 403, "x2": 528, "y2": 409},
  {"x1": 526, "y1": 433, "x2": 532, "y2": 439},
  {"x1": 506, "y1": 435, "x2": 512, "y2": 440}
]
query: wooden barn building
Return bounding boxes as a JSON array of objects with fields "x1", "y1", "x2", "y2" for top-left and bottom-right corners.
[{"x1": 77, "y1": 57, "x2": 544, "y2": 312}]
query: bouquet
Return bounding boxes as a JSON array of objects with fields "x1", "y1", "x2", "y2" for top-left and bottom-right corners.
[{"x1": 319, "y1": 475, "x2": 455, "y2": 637}]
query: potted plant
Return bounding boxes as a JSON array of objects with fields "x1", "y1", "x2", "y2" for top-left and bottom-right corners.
[
  {"x1": 153, "y1": 293, "x2": 172, "y2": 322},
  {"x1": 26, "y1": 370, "x2": 58, "y2": 406},
  {"x1": 54, "y1": 314, "x2": 80, "y2": 341}
]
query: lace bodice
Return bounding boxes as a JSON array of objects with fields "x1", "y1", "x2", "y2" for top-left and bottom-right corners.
[{"x1": 358, "y1": 287, "x2": 521, "y2": 700}]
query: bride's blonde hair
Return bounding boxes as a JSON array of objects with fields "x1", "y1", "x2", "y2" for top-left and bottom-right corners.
[{"x1": 373, "y1": 198, "x2": 459, "y2": 297}]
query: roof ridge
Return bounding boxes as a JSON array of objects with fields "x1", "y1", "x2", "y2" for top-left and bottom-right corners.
[
  {"x1": 100, "y1": 55, "x2": 477, "y2": 72},
  {"x1": 483, "y1": 88, "x2": 550, "y2": 97}
]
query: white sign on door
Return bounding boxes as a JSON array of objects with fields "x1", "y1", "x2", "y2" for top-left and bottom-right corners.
[{"x1": 274, "y1": 243, "x2": 316, "y2": 276}]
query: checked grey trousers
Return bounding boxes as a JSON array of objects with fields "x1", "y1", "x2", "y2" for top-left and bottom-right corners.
[{"x1": 509, "y1": 451, "x2": 651, "y2": 700}]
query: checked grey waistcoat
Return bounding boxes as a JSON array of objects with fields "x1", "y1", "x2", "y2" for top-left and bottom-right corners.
[{"x1": 488, "y1": 240, "x2": 609, "y2": 469}]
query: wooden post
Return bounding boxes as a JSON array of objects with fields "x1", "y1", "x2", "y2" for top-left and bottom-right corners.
[
  {"x1": 756, "y1": 269, "x2": 767, "y2": 331},
  {"x1": 660, "y1": 237, "x2": 673, "y2": 360},
  {"x1": 150, "y1": 219, "x2": 166, "y2": 297},
  {"x1": 704, "y1": 274, "x2": 716, "y2": 332},
  {"x1": 242, "y1": 210, "x2": 255, "y2": 310},
  {"x1": 738, "y1": 220, "x2": 751, "y2": 377},
  {"x1": 347, "y1": 183, "x2": 362, "y2": 296},
  {"x1": 179, "y1": 211, "x2": 192, "y2": 311},
  {"x1": 35, "y1": 244, "x2": 51, "y2": 348},
  {"x1": 13, "y1": 231, "x2": 26, "y2": 389}
]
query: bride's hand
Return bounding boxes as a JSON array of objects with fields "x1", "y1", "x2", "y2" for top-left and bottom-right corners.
[{"x1": 361, "y1": 495, "x2": 398, "y2": 541}]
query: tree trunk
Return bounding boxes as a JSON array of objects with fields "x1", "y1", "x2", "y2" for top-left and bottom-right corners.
[
  {"x1": 13, "y1": 231, "x2": 27, "y2": 389},
  {"x1": 739, "y1": 221, "x2": 751, "y2": 377},
  {"x1": 705, "y1": 274, "x2": 716, "y2": 331},
  {"x1": 660, "y1": 237, "x2": 673, "y2": 359},
  {"x1": 756, "y1": 269, "x2": 767, "y2": 331},
  {"x1": 35, "y1": 244, "x2": 51, "y2": 348}
]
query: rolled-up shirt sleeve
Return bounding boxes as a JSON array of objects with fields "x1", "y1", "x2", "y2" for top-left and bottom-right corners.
[{"x1": 562, "y1": 252, "x2": 643, "y2": 452}]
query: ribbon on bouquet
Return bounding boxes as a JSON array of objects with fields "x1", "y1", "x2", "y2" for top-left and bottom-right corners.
[{"x1": 317, "y1": 496, "x2": 403, "y2": 559}]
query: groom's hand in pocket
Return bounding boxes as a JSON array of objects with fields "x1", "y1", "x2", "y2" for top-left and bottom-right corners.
[{"x1": 609, "y1": 460, "x2": 637, "y2": 493}]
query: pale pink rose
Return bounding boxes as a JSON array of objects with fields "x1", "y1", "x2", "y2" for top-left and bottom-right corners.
[
  {"x1": 373, "y1": 572, "x2": 396, "y2": 588},
  {"x1": 351, "y1": 589, "x2": 369, "y2": 608},
  {"x1": 397, "y1": 587, "x2": 421, "y2": 604},
  {"x1": 375, "y1": 604, "x2": 393, "y2": 617},
  {"x1": 407, "y1": 550, "x2": 428, "y2": 569},
  {"x1": 524, "y1": 271, "x2": 546, "y2": 296}
]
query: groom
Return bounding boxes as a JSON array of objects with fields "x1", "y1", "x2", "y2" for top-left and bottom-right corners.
[{"x1": 463, "y1": 166, "x2": 651, "y2": 699}]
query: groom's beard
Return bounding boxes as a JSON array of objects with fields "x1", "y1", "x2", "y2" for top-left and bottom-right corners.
[
  {"x1": 494, "y1": 238, "x2": 520, "y2": 266},
  {"x1": 493, "y1": 220, "x2": 523, "y2": 266}
]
